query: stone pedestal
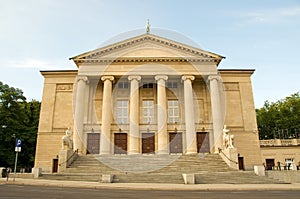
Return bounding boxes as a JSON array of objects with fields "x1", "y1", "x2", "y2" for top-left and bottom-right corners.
[
  {"x1": 182, "y1": 173, "x2": 195, "y2": 184},
  {"x1": 219, "y1": 147, "x2": 239, "y2": 170},
  {"x1": 58, "y1": 149, "x2": 76, "y2": 173},
  {"x1": 254, "y1": 165, "x2": 265, "y2": 176},
  {"x1": 101, "y1": 174, "x2": 114, "y2": 183},
  {"x1": 32, "y1": 168, "x2": 42, "y2": 178}
]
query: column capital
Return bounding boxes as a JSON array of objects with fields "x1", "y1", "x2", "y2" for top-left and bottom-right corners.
[
  {"x1": 208, "y1": 75, "x2": 221, "y2": 82},
  {"x1": 182, "y1": 75, "x2": 195, "y2": 81},
  {"x1": 77, "y1": 76, "x2": 89, "y2": 83},
  {"x1": 128, "y1": 75, "x2": 141, "y2": 82},
  {"x1": 101, "y1": 75, "x2": 114, "y2": 82},
  {"x1": 155, "y1": 75, "x2": 168, "y2": 81}
]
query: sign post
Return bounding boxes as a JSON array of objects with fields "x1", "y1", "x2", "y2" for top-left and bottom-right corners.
[{"x1": 14, "y1": 139, "x2": 22, "y2": 182}]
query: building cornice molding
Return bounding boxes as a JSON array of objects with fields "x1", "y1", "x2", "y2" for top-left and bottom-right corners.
[{"x1": 72, "y1": 57, "x2": 219, "y2": 64}]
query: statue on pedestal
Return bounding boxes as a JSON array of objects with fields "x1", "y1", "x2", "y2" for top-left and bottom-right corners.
[
  {"x1": 62, "y1": 128, "x2": 73, "y2": 150},
  {"x1": 223, "y1": 125, "x2": 234, "y2": 149}
]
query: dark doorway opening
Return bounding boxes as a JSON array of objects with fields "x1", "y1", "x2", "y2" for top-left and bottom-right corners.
[
  {"x1": 87, "y1": 133, "x2": 100, "y2": 154},
  {"x1": 169, "y1": 132, "x2": 183, "y2": 153},
  {"x1": 266, "y1": 159, "x2": 275, "y2": 170},
  {"x1": 142, "y1": 133, "x2": 155, "y2": 154},
  {"x1": 238, "y1": 157, "x2": 245, "y2": 170},
  {"x1": 52, "y1": 159, "x2": 58, "y2": 173},
  {"x1": 114, "y1": 133, "x2": 127, "y2": 154},
  {"x1": 196, "y1": 132, "x2": 210, "y2": 153}
]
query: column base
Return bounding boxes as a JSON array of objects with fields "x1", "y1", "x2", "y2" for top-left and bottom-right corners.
[
  {"x1": 185, "y1": 151, "x2": 198, "y2": 155},
  {"x1": 128, "y1": 151, "x2": 140, "y2": 155},
  {"x1": 157, "y1": 150, "x2": 168, "y2": 155}
]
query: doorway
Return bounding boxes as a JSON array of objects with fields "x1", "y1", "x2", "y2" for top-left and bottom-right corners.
[
  {"x1": 196, "y1": 132, "x2": 210, "y2": 153},
  {"x1": 238, "y1": 157, "x2": 245, "y2": 170},
  {"x1": 52, "y1": 159, "x2": 58, "y2": 173},
  {"x1": 169, "y1": 132, "x2": 183, "y2": 153},
  {"x1": 142, "y1": 133, "x2": 155, "y2": 154},
  {"x1": 87, "y1": 133, "x2": 100, "y2": 154},
  {"x1": 114, "y1": 133, "x2": 127, "y2": 154},
  {"x1": 266, "y1": 159, "x2": 275, "y2": 170}
]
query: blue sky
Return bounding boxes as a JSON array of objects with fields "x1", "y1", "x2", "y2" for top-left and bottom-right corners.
[{"x1": 0, "y1": 0, "x2": 299, "y2": 108}]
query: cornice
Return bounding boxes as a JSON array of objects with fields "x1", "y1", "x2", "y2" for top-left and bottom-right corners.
[{"x1": 73, "y1": 57, "x2": 219, "y2": 64}]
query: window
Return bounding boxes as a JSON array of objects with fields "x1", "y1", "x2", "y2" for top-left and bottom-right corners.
[
  {"x1": 116, "y1": 100, "x2": 128, "y2": 124},
  {"x1": 118, "y1": 82, "x2": 129, "y2": 89},
  {"x1": 167, "y1": 81, "x2": 178, "y2": 89},
  {"x1": 142, "y1": 100, "x2": 154, "y2": 123},
  {"x1": 142, "y1": 82, "x2": 154, "y2": 88},
  {"x1": 168, "y1": 100, "x2": 179, "y2": 123}
]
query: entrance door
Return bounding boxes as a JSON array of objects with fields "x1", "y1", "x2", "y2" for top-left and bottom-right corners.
[
  {"x1": 87, "y1": 133, "x2": 100, "y2": 154},
  {"x1": 238, "y1": 157, "x2": 245, "y2": 170},
  {"x1": 114, "y1": 133, "x2": 127, "y2": 154},
  {"x1": 197, "y1": 132, "x2": 210, "y2": 153},
  {"x1": 142, "y1": 133, "x2": 155, "y2": 154},
  {"x1": 266, "y1": 159, "x2": 275, "y2": 170},
  {"x1": 169, "y1": 132, "x2": 183, "y2": 153},
  {"x1": 52, "y1": 159, "x2": 58, "y2": 173}
]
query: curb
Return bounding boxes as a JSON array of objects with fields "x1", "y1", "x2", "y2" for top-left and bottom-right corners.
[{"x1": 1, "y1": 178, "x2": 300, "y2": 191}]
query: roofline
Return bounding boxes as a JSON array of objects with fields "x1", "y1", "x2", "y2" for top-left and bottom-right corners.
[
  {"x1": 69, "y1": 33, "x2": 225, "y2": 61},
  {"x1": 40, "y1": 70, "x2": 78, "y2": 76},
  {"x1": 218, "y1": 69, "x2": 255, "y2": 74}
]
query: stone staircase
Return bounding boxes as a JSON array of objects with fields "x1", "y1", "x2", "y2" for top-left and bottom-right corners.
[{"x1": 40, "y1": 154, "x2": 287, "y2": 184}]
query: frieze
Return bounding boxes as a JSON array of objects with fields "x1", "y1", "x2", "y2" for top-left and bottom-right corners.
[
  {"x1": 224, "y1": 83, "x2": 240, "y2": 91},
  {"x1": 74, "y1": 57, "x2": 218, "y2": 64},
  {"x1": 56, "y1": 84, "x2": 73, "y2": 91}
]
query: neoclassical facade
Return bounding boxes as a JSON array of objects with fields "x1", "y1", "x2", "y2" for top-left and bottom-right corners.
[{"x1": 34, "y1": 33, "x2": 261, "y2": 173}]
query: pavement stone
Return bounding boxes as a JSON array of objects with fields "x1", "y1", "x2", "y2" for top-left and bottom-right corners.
[{"x1": 1, "y1": 178, "x2": 300, "y2": 191}]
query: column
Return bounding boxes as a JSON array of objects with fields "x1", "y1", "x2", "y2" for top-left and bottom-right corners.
[
  {"x1": 182, "y1": 75, "x2": 197, "y2": 154},
  {"x1": 74, "y1": 76, "x2": 89, "y2": 154},
  {"x1": 100, "y1": 76, "x2": 114, "y2": 155},
  {"x1": 208, "y1": 75, "x2": 223, "y2": 153},
  {"x1": 155, "y1": 75, "x2": 168, "y2": 154},
  {"x1": 128, "y1": 75, "x2": 141, "y2": 154}
]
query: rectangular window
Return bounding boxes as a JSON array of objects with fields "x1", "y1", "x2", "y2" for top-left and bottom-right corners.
[
  {"x1": 117, "y1": 100, "x2": 128, "y2": 124},
  {"x1": 142, "y1": 82, "x2": 154, "y2": 88},
  {"x1": 118, "y1": 82, "x2": 129, "y2": 89},
  {"x1": 168, "y1": 100, "x2": 179, "y2": 123},
  {"x1": 142, "y1": 100, "x2": 154, "y2": 123},
  {"x1": 167, "y1": 81, "x2": 178, "y2": 88}
]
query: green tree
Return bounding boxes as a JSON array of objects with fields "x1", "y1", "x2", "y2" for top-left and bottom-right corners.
[
  {"x1": 257, "y1": 92, "x2": 300, "y2": 139},
  {"x1": 0, "y1": 81, "x2": 40, "y2": 170}
]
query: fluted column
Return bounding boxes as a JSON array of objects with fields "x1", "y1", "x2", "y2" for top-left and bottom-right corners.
[
  {"x1": 155, "y1": 75, "x2": 168, "y2": 154},
  {"x1": 74, "y1": 76, "x2": 89, "y2": 154},
  {"x1": 182, "y1": 75, "x2": 197, "y2": 154},
  {"x1": 128, "y1": 75, "x2": 141, "y2": 154},
  {"x1": 100, "y1": 76, "x2": 114, "y2": 155},
  {"x1": 208, "y1": 75, "x2": 223, "y2": 153}
]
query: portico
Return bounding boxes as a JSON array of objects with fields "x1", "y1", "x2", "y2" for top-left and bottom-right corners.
[{"x1": 72, "y1": 73, "x2": 223, "y2": 155}]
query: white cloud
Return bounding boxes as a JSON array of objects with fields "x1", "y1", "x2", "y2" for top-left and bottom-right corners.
[
  {"x1": 5, "y1": 58, "x2": 75, "y2": 70},
  {"x1": 234, "y1": 6, "x2": 300, "y2": 25}
]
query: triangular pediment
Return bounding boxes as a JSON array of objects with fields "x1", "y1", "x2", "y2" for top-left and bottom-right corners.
[{"x1": 70, "y1": 33, "x2": 224, "y2": 66}]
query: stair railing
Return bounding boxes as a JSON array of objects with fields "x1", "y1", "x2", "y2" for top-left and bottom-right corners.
[
  {"x1": 59, "y1": 149, "x2": 79, "y2": 167},
  {"x1": 218, "y1": 148, "x2": 238, "y2": 165}
]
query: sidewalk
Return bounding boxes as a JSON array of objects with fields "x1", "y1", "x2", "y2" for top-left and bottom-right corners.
[{"x1": 1, "y1": 178, "x2": 300, "y2": 191}]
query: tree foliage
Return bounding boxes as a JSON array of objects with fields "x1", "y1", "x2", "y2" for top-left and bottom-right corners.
[
  {"x1": 256, "y1": 92, "x2": 300, "y2": 140},
  {"x1": 0, "y1": 81, "x2": 40, "y2": 170}
]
